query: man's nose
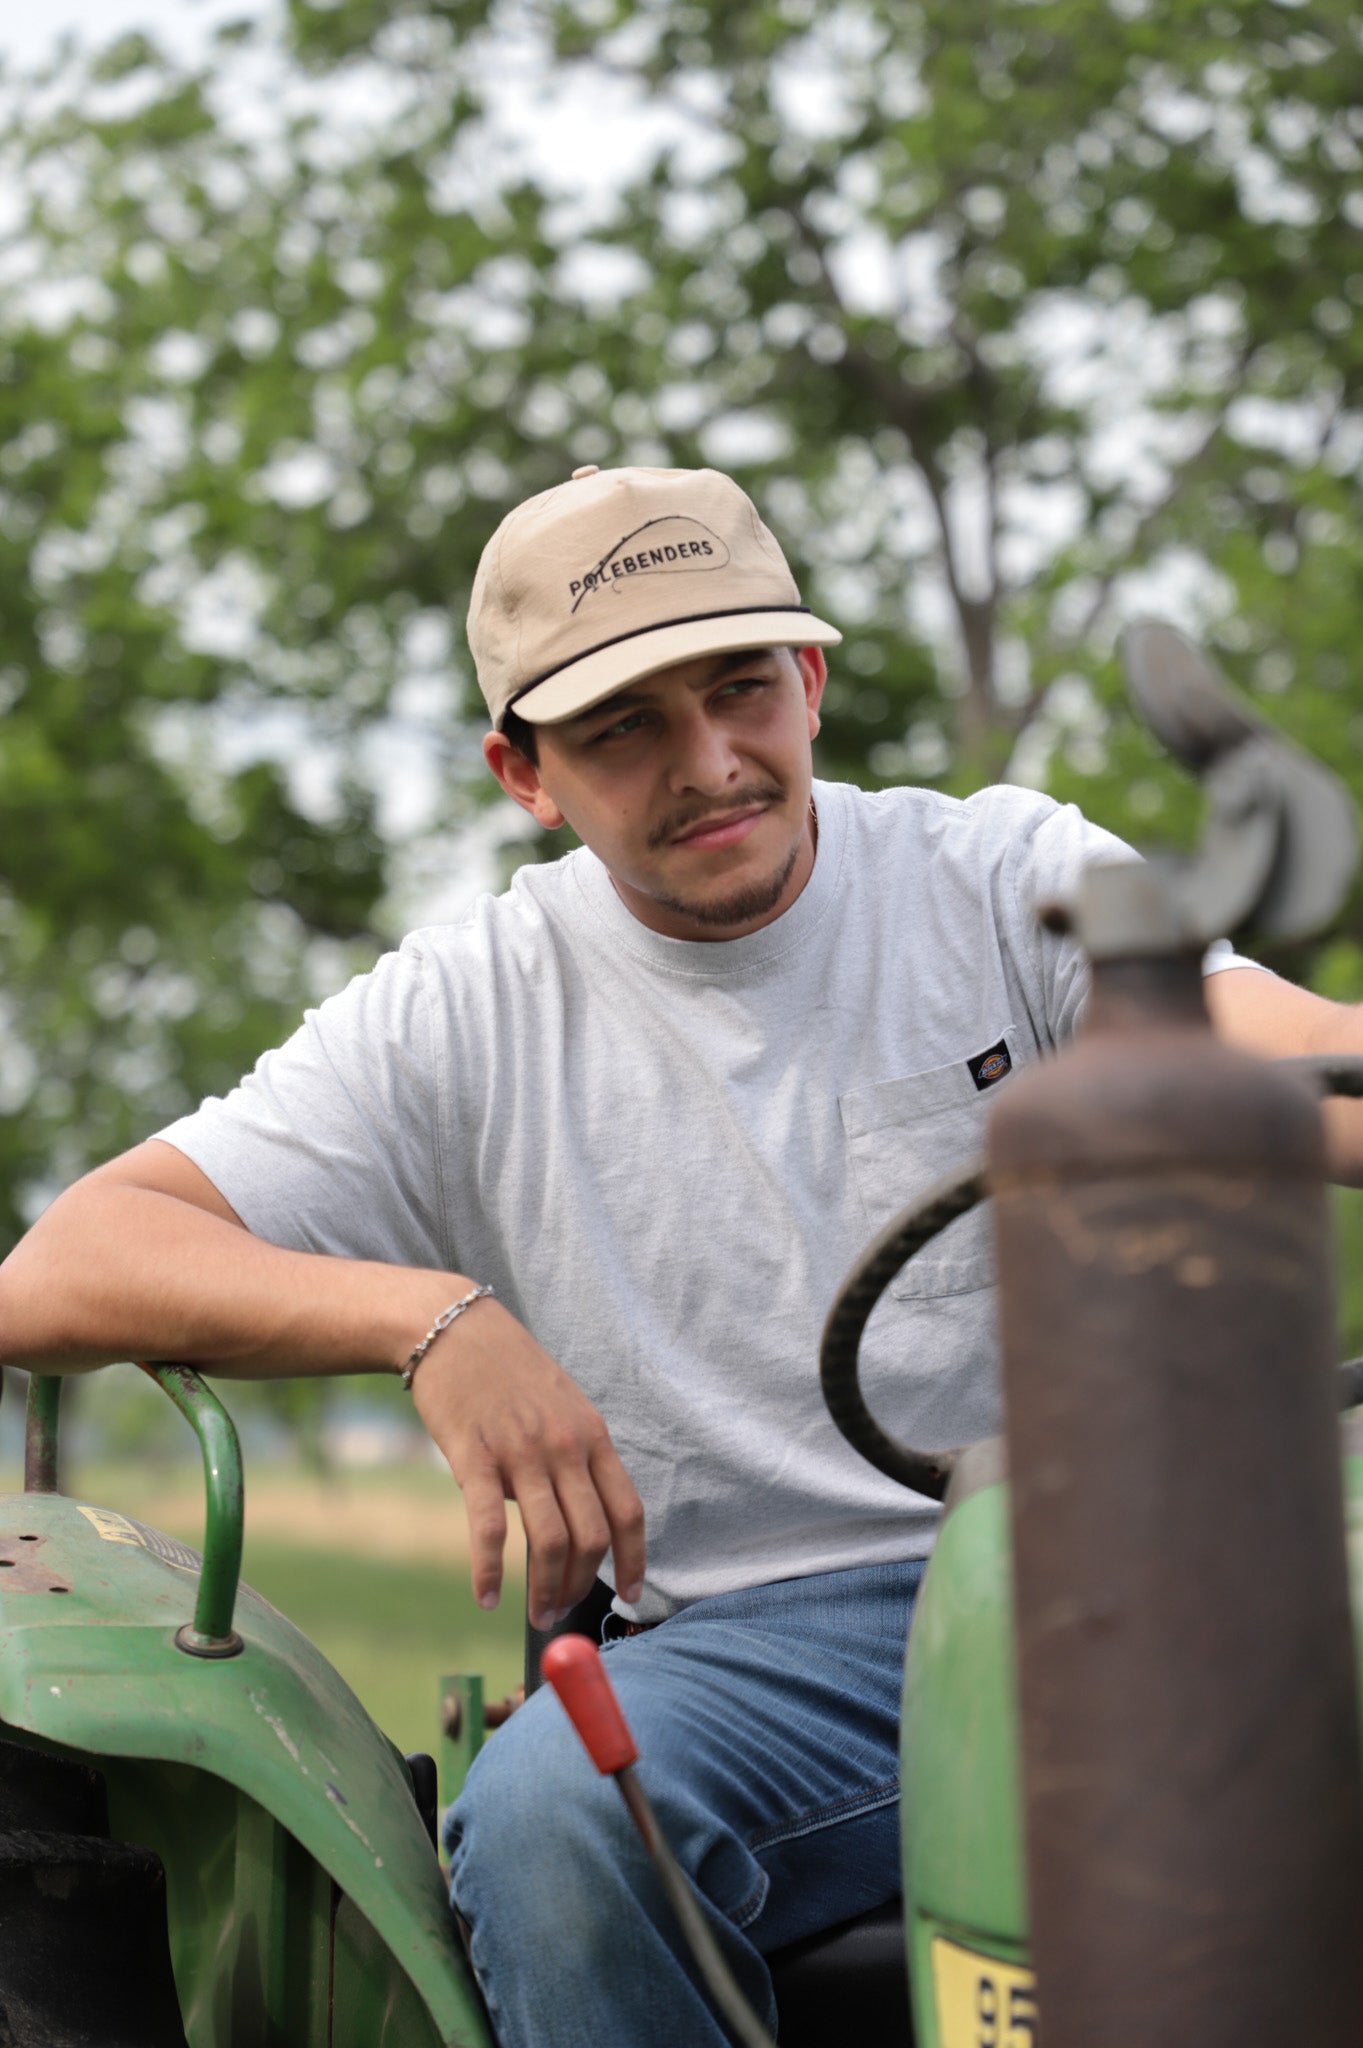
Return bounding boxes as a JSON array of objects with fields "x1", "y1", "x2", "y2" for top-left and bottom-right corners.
[{"x1": 666, "y1": 709, "x2": 742, "y2": 794}]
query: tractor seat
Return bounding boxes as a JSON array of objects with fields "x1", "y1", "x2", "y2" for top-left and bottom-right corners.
[{"x1": 525, "y1": 1584, "x2": 914, "y2": 2048}]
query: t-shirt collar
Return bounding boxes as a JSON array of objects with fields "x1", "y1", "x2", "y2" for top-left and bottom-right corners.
[{"x1": 572, "y1": 779, "x2": 846, "y2": 976}]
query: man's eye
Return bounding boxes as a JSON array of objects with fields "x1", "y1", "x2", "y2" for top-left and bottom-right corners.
[
  {"x1": 595, "y1": 711, "x2": 649, "y2": 741},
  {"x1": 718, "y1": 676, "x2": 767, "y2": 700}
]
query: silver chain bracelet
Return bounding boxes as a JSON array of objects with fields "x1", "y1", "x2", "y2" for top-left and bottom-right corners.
[{"x1": 400, "y1": 1283, "x2": 496, "y2": 1391}]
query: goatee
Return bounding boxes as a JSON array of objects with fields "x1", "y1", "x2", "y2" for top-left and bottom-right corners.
[{"x1": 650, "y1": 835, "x2": 803, "y2": 931}]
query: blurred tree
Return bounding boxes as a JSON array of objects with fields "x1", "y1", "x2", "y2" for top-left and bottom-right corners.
[
  {"x1": 516, "y1": 0, "x2": 1363, "y2": 881},
  {"x1": 3, "y1": 1, "x2": 1363, "y2": 1360},
  {"x1": 280, "y1": 0, "x2": 1363, "y2": 931},
  {"x1": 0, "y1": 44, "x2": 391, "y2": 1249}
]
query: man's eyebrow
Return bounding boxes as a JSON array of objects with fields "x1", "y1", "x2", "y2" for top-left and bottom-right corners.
[
  {"x1": 703, "y1": 647, "x2": 779, "y2": 682},
  {"x1": 565, "y1": 649, "x2": 783, "y2": 731},
  {"x1": 571, "y1": 687, "x2": 652, "y2": 727}
]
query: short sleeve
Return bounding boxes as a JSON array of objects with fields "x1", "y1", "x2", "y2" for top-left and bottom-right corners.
[
  {"x1": 1201, "y1": 938, "x2": 1268, "y2": 978},
  {"x1": 1003, "y1": 801, "x2": 1268, "y2": 1044},
  {"x1": 155, "y1": 938, "x2": 447, "y2": 1270},
  {"x1": 1005, "y1": 798, "x2": 1136, "y2": 1046}
]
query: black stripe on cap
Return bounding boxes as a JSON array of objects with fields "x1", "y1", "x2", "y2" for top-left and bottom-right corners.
[{"x1": 500, "y1": 606, "x2": 815, "y2": 725}]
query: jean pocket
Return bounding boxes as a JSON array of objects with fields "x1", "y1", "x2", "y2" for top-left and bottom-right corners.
[{"x1": 839, "y1": 1041, "x2": 1012, "y2": 1301}]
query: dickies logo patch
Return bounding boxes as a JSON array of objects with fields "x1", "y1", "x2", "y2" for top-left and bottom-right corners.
[{"x1": 967, "y1": 1039, "x2": 1012, "y2": 1091}]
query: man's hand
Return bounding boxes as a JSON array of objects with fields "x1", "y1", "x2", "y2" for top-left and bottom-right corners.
[
  {"x1": 409, "y1": 1296, "x2": 646, "y2": 1629},
  {"x1": 1206, "y1": 967, "x2": 1363, "y2": 1187},
  {"x1": 0, "y1": 1138, "x2": 647, "y2": 1628}
]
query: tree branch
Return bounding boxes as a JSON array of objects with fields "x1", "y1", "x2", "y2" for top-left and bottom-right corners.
[{"x1": 1063, "y1": 357, "x2": 1253, "y2": 651}]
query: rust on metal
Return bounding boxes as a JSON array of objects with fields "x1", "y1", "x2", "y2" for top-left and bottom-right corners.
[
  {"x1": 23, "y1": 1374, "x2": 62, "y2": 1495},
  {"x1": 0, "y1": 1530, "x2": 72, "y2": 1595},
  {"x1": 991, "y1": 942, "x2": 1363, "y2": 2048}
]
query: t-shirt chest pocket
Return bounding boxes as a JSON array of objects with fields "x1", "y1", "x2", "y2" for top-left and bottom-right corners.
[{"x1": 839, "y1": 1035, "x2": 1015, "y2": 1301}]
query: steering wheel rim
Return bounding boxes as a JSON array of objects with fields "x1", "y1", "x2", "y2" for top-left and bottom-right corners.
[
  {"x1": 819, "y1": 1161, "x2": 986, "y2": 1499},
  {"x1": 820, "y1": 1054, "x2": 1363, "y2": 1498}
]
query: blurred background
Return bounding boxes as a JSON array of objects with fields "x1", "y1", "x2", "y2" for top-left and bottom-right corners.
[{"x1": 1, "y1": 0, "x2": 1361, "y2": 1745}]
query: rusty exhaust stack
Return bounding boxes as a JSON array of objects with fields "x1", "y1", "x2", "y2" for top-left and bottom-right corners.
[{"x1": 991, "y1": 859, "x2": 1363, "y2": 2047}]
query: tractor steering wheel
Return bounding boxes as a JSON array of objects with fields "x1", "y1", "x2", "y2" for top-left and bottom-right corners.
[{"x1": 819, "y1": 1054, "x2": 1363, "y2": 1499}]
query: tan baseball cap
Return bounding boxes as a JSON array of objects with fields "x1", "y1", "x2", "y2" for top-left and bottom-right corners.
[{"x1": 468, "y1": 464, "x2": 841, "y2": 726}]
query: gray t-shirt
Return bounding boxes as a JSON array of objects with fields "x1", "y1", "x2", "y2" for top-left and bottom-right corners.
[{"x1": 158, "y1": 778, "x2": 1241, "y2": 1619}]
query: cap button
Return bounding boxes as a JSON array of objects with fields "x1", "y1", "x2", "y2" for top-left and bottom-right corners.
[{"x1": 570, "y1": 464, "x2": 600, "y2": 480}]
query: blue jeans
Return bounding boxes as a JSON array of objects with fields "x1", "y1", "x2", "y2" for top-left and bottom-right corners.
[{"x1": 444, "y1": 1558, "x2": 925, "y2": 2048}]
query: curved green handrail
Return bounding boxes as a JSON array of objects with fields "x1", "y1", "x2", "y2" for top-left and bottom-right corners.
[
  {"x1": 136, "y1": 1362, "x2": 245, "y2": 1654},
  {"x1": 23, "y1": 1361, "x2": 245, "y2": 1652}
]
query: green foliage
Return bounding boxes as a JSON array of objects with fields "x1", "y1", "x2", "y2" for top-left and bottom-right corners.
[
  {"x1": 1334, "y1": 1188, "x2": 1363, "y2": 1362},
  {"x1": 0, "y1": 66, "x2": 389, "y2": 1242},
  {"x1": 276, "y1": 0, "x2": 1363, "y2": 964}
]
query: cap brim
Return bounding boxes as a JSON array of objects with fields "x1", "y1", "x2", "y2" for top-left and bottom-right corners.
[{"x1": 507, "y1": 611, "x2": 842, "y2": 725}]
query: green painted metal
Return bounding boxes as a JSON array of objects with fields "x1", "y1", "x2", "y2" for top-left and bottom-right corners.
[
  {"x1": 97, "y1": 1743, "x2": 334, "y2": 2045},
  {"x1": 906, "y1": 1910, "x2": 1031, "y2": 2048},
  {"x1": 334, "y1": 1890, "x2": 472, "y2": 2047},
  {"x1": 901, "y1": 1477, "x2": 1025, "y2": 1950},
  {"x1": 137, "y1": 1363, "x2": 245, "y2": 1650},
  {"x1": 439, "y1": 1672, "x2": 485, "y2": 1812},
  {"x1": 23, "y1": 1372, "x2": 61, "y2": 1493},
  {"x1": 903, "y1": 1443, "x2": 1363, "y2": 2047},
  {"x1": 900, "y1": 1473, "x2": 1034, "y2": 2048},
  {"x1": 0, "y1": 1486, "x2": 492, "y2": 2048}
]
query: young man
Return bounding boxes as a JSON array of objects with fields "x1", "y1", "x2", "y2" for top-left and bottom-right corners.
[{"x1": 4, "y1": 464, "x2": 1363, "y2": 2047}]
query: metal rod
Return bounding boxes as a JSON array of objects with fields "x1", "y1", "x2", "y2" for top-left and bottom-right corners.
[
  {"x1": 993, "y1": 939, "x2": 1363, "y2": 2046},
  {"x1": 615, "y1": 1766, "x2": 775, "y2": 2048},
  {"x1": 23, "y1": 1373, "x2": 62, "y2": 1494}
]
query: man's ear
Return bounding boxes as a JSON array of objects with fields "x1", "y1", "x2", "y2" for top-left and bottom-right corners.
[
  {"x1": 796, "y1": 646, "x2": 827, "y2": 739},
  {"x1": 482, "y1": 730, "x2": 567, "y2": 830}
]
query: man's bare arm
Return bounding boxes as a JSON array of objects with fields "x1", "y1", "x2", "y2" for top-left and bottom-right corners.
[
  {"x1": 1205, "y1": 967, "x2": 1363, "y2": 1187},
  {"x1": 0, "y1": 1138, "x2": 463, "y2": 1377},
  {"x1": 0, "y1": 1140, "x2": 645, "y2": 1626}
]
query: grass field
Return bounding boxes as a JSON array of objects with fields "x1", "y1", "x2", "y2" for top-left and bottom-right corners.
[
  {"x1": 222, "y1": 1533, "x2": 526, "y2": 1757},
  {"x1": 4, "y1": 1448, "x2": 528, "y2": 1759}
]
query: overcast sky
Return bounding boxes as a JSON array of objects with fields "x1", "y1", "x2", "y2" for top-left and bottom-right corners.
[{"x1": 1, "y1": 0, "x2": 266, "y2": 71}]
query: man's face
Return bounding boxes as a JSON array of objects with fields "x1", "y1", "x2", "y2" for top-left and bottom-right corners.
[{"x1": 484, "y1": 646, "x2": 826, "y2": 941}]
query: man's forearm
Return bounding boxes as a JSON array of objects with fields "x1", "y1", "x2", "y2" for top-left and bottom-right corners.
[
  {"x1": 0, "y1": 1148, "x2": 649, "y2": 1624},
  {"x1": 1205, "y1": 968, "x2": 1363, "y2": 1187},
  {"x1": 0, "y1": 1177, "x2": 465, "y2": 1379}
]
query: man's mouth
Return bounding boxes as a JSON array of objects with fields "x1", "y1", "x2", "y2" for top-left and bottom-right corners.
[
  {"x1": 669, "y1": 805, "x2": 769, "y2": 850},
  {"x1": 651, "y1": 783, "x2": 786, "y2": 851}
]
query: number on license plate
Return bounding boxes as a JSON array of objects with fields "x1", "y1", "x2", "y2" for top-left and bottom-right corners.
[{"x1": 930, "y1": 1936, "x2": 1038, "y2": 2047}]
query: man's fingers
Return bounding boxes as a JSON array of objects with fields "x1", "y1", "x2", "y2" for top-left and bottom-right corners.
[
  {"x1": 551, "y1": 1464, "x2": 615, "y2": 1612},
  {"x1": 591, "y1": 1442, "x2": 647, "y2": 1604},
  {"x1": 460, "y1": 1466, "x2": 509, "y2": 1611},
  {"x1": 516, "y1": 1472, "x2": 573, "y2": 1630},
  {"x1": 416, "y1": 1306, "x2": 645, "y2": 1621}
]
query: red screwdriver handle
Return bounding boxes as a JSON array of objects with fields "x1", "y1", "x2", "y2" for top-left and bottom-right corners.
[{"x1": 540, "y1": 1633, "x2": 640, "y2": 1776}]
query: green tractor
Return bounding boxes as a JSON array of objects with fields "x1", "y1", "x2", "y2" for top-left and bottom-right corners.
[
  {"x1": 1, "y1": 1357, "x2": 912, "y2": 2047},
  {"x1": 0, "y1": 1361, "x2": 491, "y2": 2048},
  {"x1": 4, "y1": 620, "x2": 1363, "y2": 2047}
]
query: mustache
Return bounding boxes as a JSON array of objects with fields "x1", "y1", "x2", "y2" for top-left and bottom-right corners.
[{"x1": 648, "y1": 782, "x2": 788, "y2": 850}]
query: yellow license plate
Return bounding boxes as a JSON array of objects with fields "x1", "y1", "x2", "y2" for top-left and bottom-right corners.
[{"x1": 931, "y1": 1935, "x2": 1038, "y2": 2047}]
